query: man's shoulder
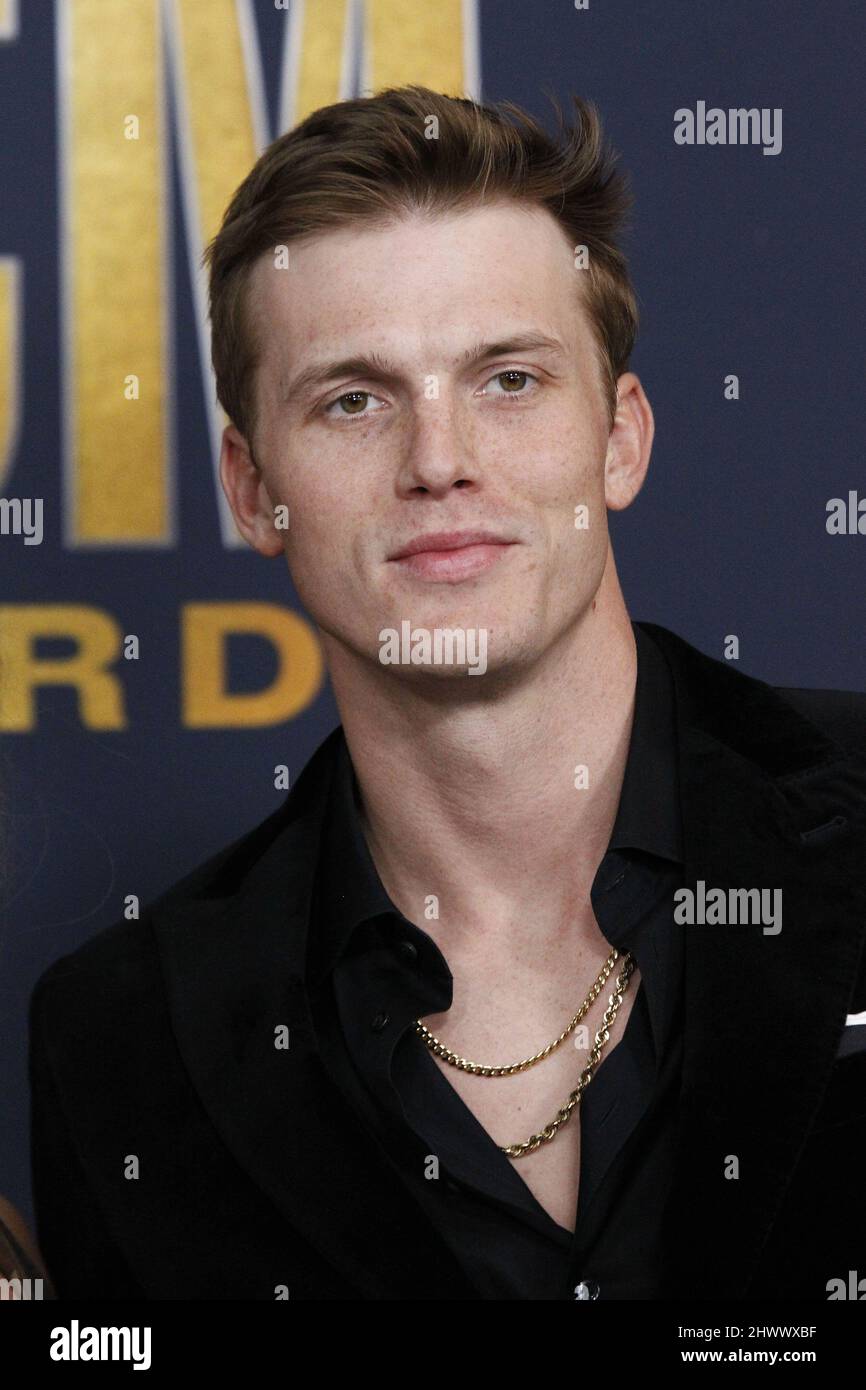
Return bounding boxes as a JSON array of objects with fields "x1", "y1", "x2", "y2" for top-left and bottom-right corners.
[
  {"x1": 31, "y1": 726, "x2": 343, "y2": 1018},
  {"x1": 640, "y1": 621, "x2": 866, "y2": 760},
  {"x1": 773, "y1": 684, "x2": 866, "y2": 758},
  {"x1": 33, "y1": 803, "x2": 279, "y2": 996}
]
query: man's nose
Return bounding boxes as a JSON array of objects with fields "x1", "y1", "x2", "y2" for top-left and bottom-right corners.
[{"x1": 395, "y1": 399, "x2": 479, "y2": 497}]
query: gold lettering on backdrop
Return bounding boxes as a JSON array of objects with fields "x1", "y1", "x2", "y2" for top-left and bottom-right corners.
[
  {"x1": 60, "y1": 0, "x2": 167, "y2": 544},
  {"x1": 181, "y1": 603, "x2": 323, "y2": 729},
  {"x1": 0, "y1": 1, "x2": 21, "y2": 490},
  {"x1": 169, "y1": 0, "x2": 259, "y2": 546},
  {"x1": 0, "y1": 604, "x2": 323, "y2": 731},
  {"x1": 58, "y1": 0, "x2": 475, "y2": 547},
  {"x1": 0, "y1": 0, "x2": 19, "y2": 41},
  {"x1": 288, "y1": 0, "x2": 349, "y2": 127},
  {"x1": 0, "y1": 258, "x2": 21, "y2": 491},
  {"x1": 366, "y1": 0, "x2": 471, "y2": 94},
  {"x1": 0, "y1": 605, "x2": 126, "y2": 732}
]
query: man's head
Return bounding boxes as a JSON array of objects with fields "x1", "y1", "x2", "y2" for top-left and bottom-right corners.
[{"x1": 205, "y1": 86, "x2": 653, "y2": 686}]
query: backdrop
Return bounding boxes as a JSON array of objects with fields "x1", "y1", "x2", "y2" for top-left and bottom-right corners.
[{"x1": 1, "y1": 0, "x2": 864, "y2": 1230}]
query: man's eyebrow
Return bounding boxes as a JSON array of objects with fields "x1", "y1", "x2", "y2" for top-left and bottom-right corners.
[
  {"x1": 281, "y1": 352, "x2": 399, "y2": 403},
  {"x1": 280, "y1": 332, "x2": 568, "y2": 403},
  {"x1": 456, "y1": 332, "x2": 568, "y2": 370}
]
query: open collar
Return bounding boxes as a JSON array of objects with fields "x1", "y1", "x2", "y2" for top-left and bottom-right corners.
[{"x1": 152, "y1": 622, "x2": 866, "y2": 1298}]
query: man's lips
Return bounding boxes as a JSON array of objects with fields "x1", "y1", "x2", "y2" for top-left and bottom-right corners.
[
  {"x1": 387, "y1": 530, "x2": 514, "y2": 561},
  {"x1": 387, "y1": 531, "x2": 518, "y2": 582}
]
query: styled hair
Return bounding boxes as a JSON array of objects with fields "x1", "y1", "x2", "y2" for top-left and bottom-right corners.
[{"x1": 203, "y1": 84, "x2": 638, "y2": 450}]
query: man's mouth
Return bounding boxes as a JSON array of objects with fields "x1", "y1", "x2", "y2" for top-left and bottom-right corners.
[{"x1": 387, "y1": 530, "x2": 517, "y2": 582}]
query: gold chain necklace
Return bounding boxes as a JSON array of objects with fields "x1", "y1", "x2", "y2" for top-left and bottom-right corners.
[
  {"x1": 414, "y1": 947, "x2": 622, "y2": 1075},
  {"x1": 414, "y1": 950, "x2": 635, "y2": 1158}
]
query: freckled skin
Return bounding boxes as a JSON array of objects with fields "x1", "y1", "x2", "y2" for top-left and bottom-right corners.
[{"x1": 219, "y1": 201, "x2": 651, "y2": 688}]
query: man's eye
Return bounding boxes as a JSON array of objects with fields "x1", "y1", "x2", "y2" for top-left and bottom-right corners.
[
  {"x1": 323, "y1": 391, "x2": 385, "y2": 420},
  {"x1": 482, "y1": 370, "x2": 539, "y2": 398}
]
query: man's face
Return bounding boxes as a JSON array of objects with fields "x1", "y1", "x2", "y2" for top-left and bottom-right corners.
[{"x1": 229, "y1": 201, "x2": 648, "y2": 682}]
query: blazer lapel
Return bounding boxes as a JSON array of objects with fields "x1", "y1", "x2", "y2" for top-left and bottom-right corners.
[
  {"x1": 153, "y1": 625, "x2": 866, "y2": 1301},
  {"x1": 153, "y1": 730, "x2": 480, "y2": 1299},
  {"x1": 643, "y1": 624, "x2": 866, "y2": 1298}
]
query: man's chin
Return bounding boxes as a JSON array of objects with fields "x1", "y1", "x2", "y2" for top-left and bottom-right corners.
[{"x1": 365, "y1": 619, "x2": 541, "y2": 690}]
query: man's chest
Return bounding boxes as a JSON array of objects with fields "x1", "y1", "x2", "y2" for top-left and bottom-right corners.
[{"x1": 423, "y1": 967, "x2": 642, "y2": 1232}]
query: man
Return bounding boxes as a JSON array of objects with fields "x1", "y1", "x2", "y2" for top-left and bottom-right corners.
[{"x1": 29, "y1": 86, "x2": 866, "y2": 1301}]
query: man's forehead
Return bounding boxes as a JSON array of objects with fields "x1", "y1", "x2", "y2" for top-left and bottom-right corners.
[
  {"x1": 259, "y1": 199, "x2": 572, "y2": 265},
  {"x1": 249, "y1": 202, "x2": 580, "y2": 322},
  {"x1": 250, "y1": 277, "x2": 591, "y2": 392}
]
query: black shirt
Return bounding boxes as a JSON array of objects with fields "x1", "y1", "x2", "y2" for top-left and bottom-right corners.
[{"x1": 308, "y1": 621, "x2": 685, "y2": 1300}]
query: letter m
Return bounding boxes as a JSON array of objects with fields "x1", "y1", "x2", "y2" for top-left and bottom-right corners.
[
  {"x1": 56, "y1": 0, "x2": 478, "y2": 547},
  {"x1": 728, "y1": 108, "x2": 760, "y2": 144}
]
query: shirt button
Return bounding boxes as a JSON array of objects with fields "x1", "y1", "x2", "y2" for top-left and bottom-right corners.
[
  {"x1": 370, "y1": 1011, "x2": 390, "y2": 1032},
  {"x1": 396, "y1": 940, "x2": 418, "y2": 962},
  {"x1": 573, "y1": 1279, "x2": 600, "y2": 1301}
]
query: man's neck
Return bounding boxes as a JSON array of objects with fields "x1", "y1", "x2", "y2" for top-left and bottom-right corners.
[{"x1": 322, "y1": 575, "x2": 638, "y2": 955}]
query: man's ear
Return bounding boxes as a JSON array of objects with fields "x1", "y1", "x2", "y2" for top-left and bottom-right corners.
[
  {"x1": 604, "y1": 373, "x2": 654, "y2": 512},
  {"x1": 218, "y1": 423, "x2": 284, "y2": 557}
]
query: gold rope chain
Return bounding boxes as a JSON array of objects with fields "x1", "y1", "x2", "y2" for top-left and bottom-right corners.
[
  {"x1": 413, "y1": 946, "x2": 624, "y2": 1075},
  {"x1": 415, "y1": 951, "x2": 636, "y2": 1159},
  {"x1": 501, "y1": 954, "x2": 635, "y2": 1157}
]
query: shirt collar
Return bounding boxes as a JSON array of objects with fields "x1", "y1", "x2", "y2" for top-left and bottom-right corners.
[
  {"x1": 311, "y1": 620, "x2": 683, "y2": 980},
  {"x1": 609, "y1": 621, "x2": 682, "y2": 861}
]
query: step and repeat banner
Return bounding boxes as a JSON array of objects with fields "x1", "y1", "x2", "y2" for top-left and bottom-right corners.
[{"x1": 1, "y1": 0, "x2": 864, "y2": 1223}]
